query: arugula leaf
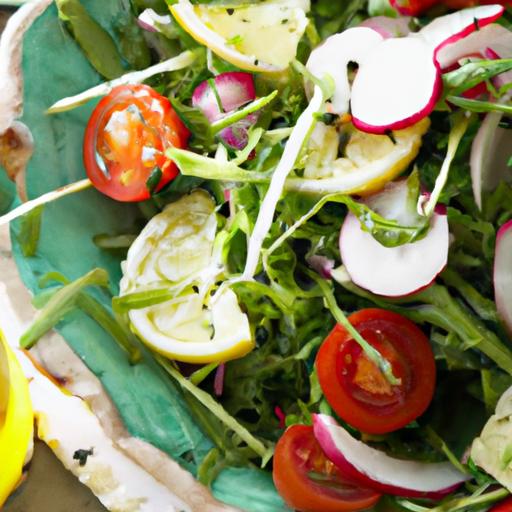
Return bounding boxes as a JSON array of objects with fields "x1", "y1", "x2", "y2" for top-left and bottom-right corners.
[
  {"x1": 55, "y1": 0, "x2": 126, "y2": 79},
  {"x1": 114, "y1": 3, "x2": 151, "y2": 70},
  {"x1": 447, "y1": 96, "x2": 512, "y2": 116},
  {"x1": 442, "y1": 59, "x2": 512, "y2": 98}
]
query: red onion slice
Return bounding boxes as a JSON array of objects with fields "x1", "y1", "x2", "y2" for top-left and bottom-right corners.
[
  {"x1": 192, "y1": 72, "x2": 258, "y2": 149},
  {"x1": 213, "y1": 363, "x2": 225, "y2": 396},
  {"x1": 192, "y1": 72, "x2": 256, "y2": 122}
]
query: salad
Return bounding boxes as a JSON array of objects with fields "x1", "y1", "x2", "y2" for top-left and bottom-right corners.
[{"x1": 1, "y1": 0, "x2": 512, "y2": 510}]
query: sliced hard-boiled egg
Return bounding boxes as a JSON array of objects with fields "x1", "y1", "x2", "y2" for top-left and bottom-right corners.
[
  {"x1": 286, "y1": 117, "x2": 430, "y2": 195},
  {"x1": 120, "y1": 190, "x2": 254, "y2": 364},
  {"x1": 170, "y1": 0, "x2": 310, "y2": 72},
  {"x1": 0, "y1": 330, "x2": 33, "y2": 507}
]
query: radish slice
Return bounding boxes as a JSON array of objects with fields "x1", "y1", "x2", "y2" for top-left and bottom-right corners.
[
  {"x1": 437, "y1": 23, "x2": 512, "y2": 70},
  {"x1": 192, "y1": 72, "x2": 256, "y2": 122},
  {"x1": 494, "y1": 221, "x2": 512, "y2": 335},
  {"x1": 339, "y1": 183, "x2": 449, "y2": 297},
  {"x1": 192, "y1": 72, "x2": 257, "y2": 149},
  {"x1": 359, "y1": 16, "x2": 412, "y2": 39},
  {"x1": 418, "y1": 4, "x2": 504, "y2": 54},
  {"x1": 351, "y1": 37, "x2": 440, "y2": 132},
  {"x1": 313, "y1": 414, "x2": 469, "y2": 499},
  {"x1": 306, "y1": 27, "x2": 384, "y2": 114},
  {"x1": 349, "y1": 5, "x2": 504, "y2": 133},
  {"x1": 137, "y1": 8, "x2": 172, "y2": 33},
  {"x1": 470, "y1": 110, "x2": 512, "y2": 209}
]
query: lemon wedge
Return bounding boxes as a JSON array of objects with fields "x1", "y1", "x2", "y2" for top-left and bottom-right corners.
[
  {"x1": 0, "y1": 330, "x2": 33, "y2": 507},
  {"x1": 286, "y1": 117, "x2": 430, "y2": 195},
  {"x1": 120, "y1": 190, "x2": 253, "y2": 364},
  {"x1": 170, "y1": 0, "x2": 310, "y2": 72}
]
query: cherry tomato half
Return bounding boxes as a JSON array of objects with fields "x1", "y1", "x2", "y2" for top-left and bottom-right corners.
[
  {"x1": 490, "y1": 496, "x2": 512, "y2": 512},
  {"x1": 273, "y1": 425, "x2": 381, "y2": 512},
  {"x1": 316, "y1": 309, "x2": 436, "y2": 434},
  {"x1": 83, "y1": 84, "x2": 189, "y2": 202}
]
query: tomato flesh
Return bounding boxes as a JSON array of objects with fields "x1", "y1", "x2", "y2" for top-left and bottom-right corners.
[
  {"x1": 316, "y1": 309, "x2": 436, "y2": 434},
  {"x1": 273, "y1": 425, "x2": 381, "y2": 512},
  {"x1": 490, "y1": 496, "x2": 512, "y2": 512},
  {"x1": 83, "y1": 84, "x2": 189, "y2": 202}
]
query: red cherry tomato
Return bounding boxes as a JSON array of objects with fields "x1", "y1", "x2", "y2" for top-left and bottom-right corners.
[
  {"x1": 273, "y1": 425, "x2": 381, "y2": 512},
  {"x1": 490, "y1": 496, "x2": 512, "y2": 512},
  {"x1": 83, "y1": 84, "x2": 189, "y2": 202},
  {"x1": 315, "y1": 309, "x2": 436, "y2": 434}
]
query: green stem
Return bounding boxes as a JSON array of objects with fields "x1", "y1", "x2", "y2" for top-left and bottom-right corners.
[
  {"x1": 20, "y1": 268, "x2": 109, "y2": 349},
  {"x1": 429, "y1": 488, "x2": 509, "y2": 512},
  {"x1": 317, "y1": 279, "x2": 401, "y2": 386},
  {"x1": 441, "y1": 268, "x2": 498, "y2": 322},
  {"x1": 157, "y1": 356, "x2": 274, "y2": 466},
  {"x1": 210, "y1": 90, "x2": 278, "y2": 134},
  {"x1": 189, "y1": 362, "x2": 219, "y2": 386},
  {"x1": 447, "y1": 95, "x2": 512, "y2": 115},
  {"x1": 76, "y1": 294, "x2": 141, "y2": 364}
]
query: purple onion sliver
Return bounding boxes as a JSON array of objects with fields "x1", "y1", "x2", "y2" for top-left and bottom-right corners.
[
  {"x1": 307, "y1": 255, "x2": 335, "y2": 279},
  {"x1": 214, "y1": 363, "x2": 225, "y2": 396},
  {"x1": 192, "y1": 72, "x2": 256, "y2": 123}
]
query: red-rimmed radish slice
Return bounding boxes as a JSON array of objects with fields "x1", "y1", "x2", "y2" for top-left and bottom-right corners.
[
  {"x1": 137, "y1": 8, "x2": 172, "y2": 33},
  {"x1": 359, "y1": 16, "x2": 412, "y2": 39},
  {"x1": 436, "y1": 23, "x2": 512, "y2": 70},
  {"x1": 418, "y1": 4, "x2": 504, "y2": 54},
  {"x1": 470, "y1": 110, "x2": 512, "y2": 210},
  {"x1": 192, "y1": 71, "x2": 256, "y2": 122},
  {"x1": 350, "y1": 5, "x2": 504, "y2": 133},
  {"x1": 312, "y1": 414, "x2": 469, "y2": 499},
  {"x1": 306, "y1": 27, "x2": 384, "y2": 115},
  {"x1": 351, "y1": 37, "x2": 440, "y2": 132},
  {"x1": 339, "y1": 181, "x2": 449, "y2": 296},
  {"x1": 494, "y1": 221, "x2": 512, "y2": 335}
]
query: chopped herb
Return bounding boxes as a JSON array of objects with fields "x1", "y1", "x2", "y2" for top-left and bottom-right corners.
[{"x1": 73, "y1": 448, "x2": 94, "y2": 467}]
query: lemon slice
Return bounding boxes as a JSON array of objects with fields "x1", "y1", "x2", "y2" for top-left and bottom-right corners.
[
  {"x1": 170, "y1": 0, "x2": 310, "y2": 72},
  {"x1": 286, "y1": 117, "x2": 430, "y2": 195},
  {"x1": 120, "y1": 190, "x2": 253, "y2": 364},
  {"x1": 0, "y1": 330, "x2": 33, "y2": 506}
]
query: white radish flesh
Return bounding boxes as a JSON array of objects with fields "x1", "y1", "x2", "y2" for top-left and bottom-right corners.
[
  {"x1": 494, "y1": 221, "x2": 512, "y2": 335},
  {"x1": 436, "y1": 23, "x2": 512, "y2": 70},
  {"x1": 339, "y1": 197, "x2": 449, "y2": 297},
  {"x1": 306, "y1": 27, "x2": 383, "y2": 115},
  {"x1": 470, "y1": 111, "x2": 512, "y2": 210},
  {"x1": 313, "y1": 414, "x2": 469, "y2": 499},
  {"x1": 351, "y1": 37, "x2": 440, "y2": 132},
  {"x1": 418, "y1": 4, "x2": 504, "y2": 53}
]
